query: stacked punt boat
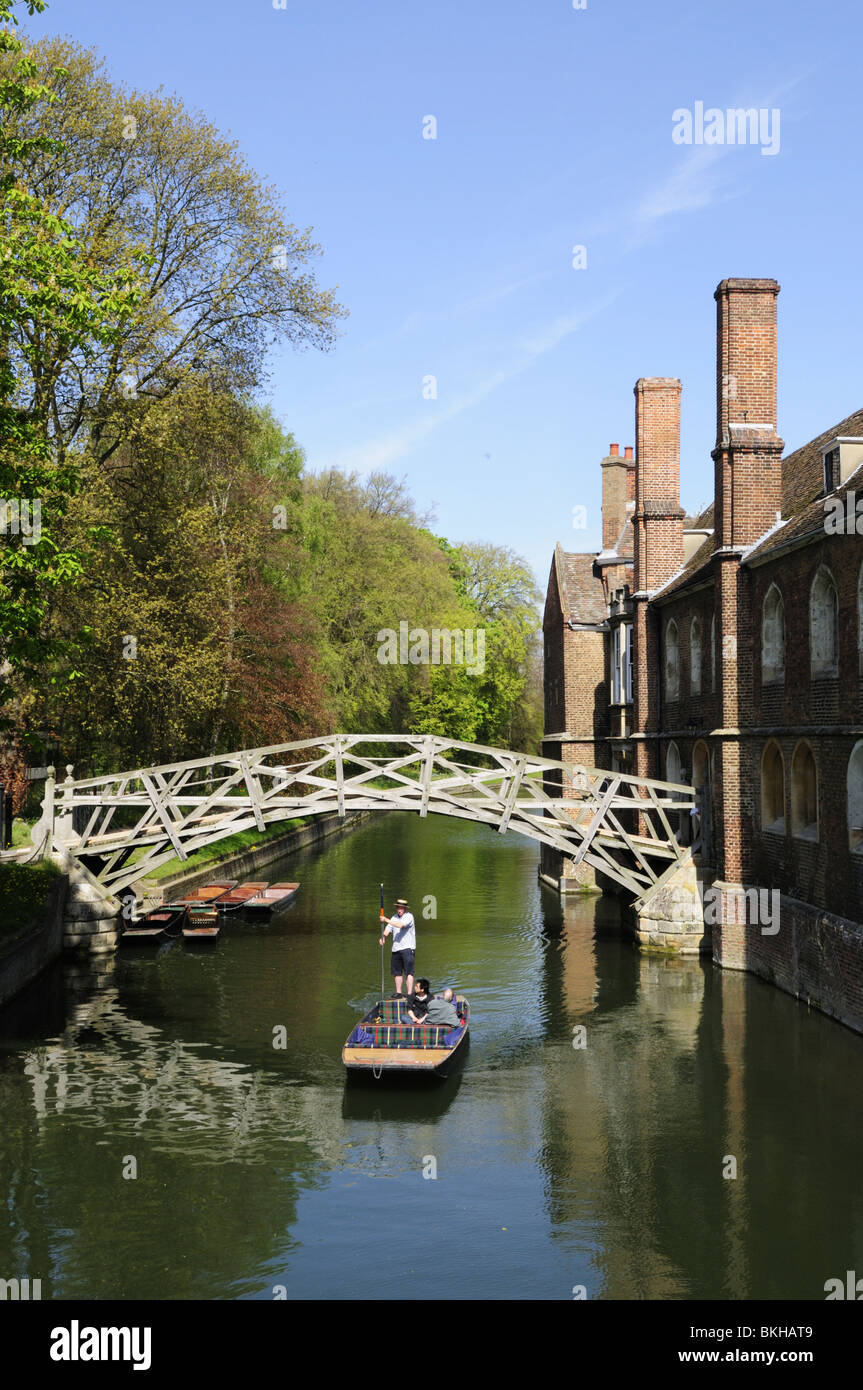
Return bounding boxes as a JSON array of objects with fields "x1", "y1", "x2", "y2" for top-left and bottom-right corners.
[
  {"x1": 121, "y1": 879, "x2": 302, "y2": 945},
  {"x1": 214, "y1": 881, "x2": 269, "y2": 912},
  {"x1": 244, "y1": 882, "x2": 300, "y2": 915},
  {"x1": 182, "y1": 904, "x2": 221, "y2": 943},
  {"x1": 120, "y1": 904, "x2": 186, "y2": 946},
  {"x1": 180, "y1": 881, "x2": 237, "y2": 903}
]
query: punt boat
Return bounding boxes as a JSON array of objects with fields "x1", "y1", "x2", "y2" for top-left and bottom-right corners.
[
  {"x1": 182, "y1": 904, "x2": 221, "y2": 943},
  {"x1": 243, "y1": 882, "x2": 300, "y2": 915},
  {"x1": 120, "y1": 904, "x2": 187, "y2": 946},
  {"x1": 215, "y1": 881, "x2": 269, "y2": 912},
  {"x1": 342, "y1": 994, "x2": 470, "y2": 1078},
  {"x1": 177, "y1": 881, "x2": 237, "y2": 904}
]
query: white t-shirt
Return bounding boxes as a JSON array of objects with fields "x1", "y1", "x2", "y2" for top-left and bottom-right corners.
[{"x1": 386, "y1": 912, "x2": 416, "y2": 950}]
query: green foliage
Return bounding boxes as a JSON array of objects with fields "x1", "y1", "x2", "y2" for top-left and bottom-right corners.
[
  {"x1": 0, "y1": 0, "x2": 143, "y2": 705},
  {"x1": 1, "y1": 10, "x2": 542, "y2": 770},
  {"x1": 0, "y1": 857, "x2": 58, "y2": 942},
  {"x1": 30, "y1": 380, "x2": 329, "y2": 768},
  {"x1": 1, "y1": 33, "x2": 346, "y2": 462}
]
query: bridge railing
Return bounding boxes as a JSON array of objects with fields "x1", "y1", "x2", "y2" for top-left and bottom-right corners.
[{"x1": 26, "y1": 735, "x2": 696, "y2": 900}]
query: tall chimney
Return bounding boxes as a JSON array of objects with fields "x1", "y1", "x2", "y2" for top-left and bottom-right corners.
[
  {"x1": 633, "y1": 377, "x2": 684, "y2": 592},
  {"x1": 713, "y1": 278, "x2": 783, "y2": 549},
  {"x1": 600, "y1": 442, "x2": 631, "y2": 551}
]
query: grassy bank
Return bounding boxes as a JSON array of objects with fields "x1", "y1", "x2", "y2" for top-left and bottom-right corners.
[
  {"x1": 139, "y1": 816, "x2": 313, "y2": 883},
  {"x1": 0, "y1": 861, "x2": 60, "y2": 943}
]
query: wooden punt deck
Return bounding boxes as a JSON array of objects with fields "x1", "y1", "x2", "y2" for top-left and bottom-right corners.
[{"x1": 342, "y1": 994, "x2": 469, "y2": 1076}]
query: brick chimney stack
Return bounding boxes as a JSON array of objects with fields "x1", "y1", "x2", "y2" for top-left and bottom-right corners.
[
  {"x1": 633, "y1": 377, "x2": 684, "y2": 592},
  {"x1": 624, "y1": 446, "x2": 635, "y2": 504},
  {"x1": 600, "y1": 442, "x2": 634, "y2": 552},
  {"x1": 713, "y1": 278, "x2": 784, "y2": 549}
]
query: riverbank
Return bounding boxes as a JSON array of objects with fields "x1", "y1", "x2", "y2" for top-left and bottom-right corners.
[
  {"x1": 0, "y1": 861, "x2": 67, "y2": 1008},
  {"x1": 140, "y1": 810, "x2": 372, "y2": 902}
]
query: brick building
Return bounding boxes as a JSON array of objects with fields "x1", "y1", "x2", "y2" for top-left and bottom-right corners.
[{"x1": 542, "y1": 277, "x2": 863, "y2": 1031}]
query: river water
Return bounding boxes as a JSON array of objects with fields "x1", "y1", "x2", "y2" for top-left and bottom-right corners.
[{"x1": 1, "y1": 812, "x2": 862, "y2": 1301}]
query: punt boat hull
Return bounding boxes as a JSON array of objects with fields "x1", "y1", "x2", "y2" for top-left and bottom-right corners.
[
  {"x1": 121, "y1": 904, "x2": 186, "y2": 946},
  {"x1": 342, "y1": 994, "x2": 470, "y2": 1078},
  {"x1": 244, "y1": 882, "x2": 300, "y2": 915}
]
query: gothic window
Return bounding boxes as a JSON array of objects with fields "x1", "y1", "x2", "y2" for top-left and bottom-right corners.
[
  {"x1": 809, "y1": 567, "x2": 838, "y2": 677},
  {"x1": 666, "y1": 740, "x2": 684, "y2": 841},
  {"x1": 665, "y1": 620, "x2": 680, "y2": 701},
  {"x1": 791, "y1": 742, "x2": 818, "y2": 840},
  {"x1": 761, "y1": 584, "x2": 785, "y2": 684},
  {"x1": 711, "y1": 614, "x2": 716, "y2": 693},
  {"x1": 690, "y1": 617, "x2": 702, "y2": 695},
  {"x1": 761, "y1": 741, "x2": 785, "y2": 832},
  {"x1": 848, "y1": 742, "x2": 863, "y2": 851}
]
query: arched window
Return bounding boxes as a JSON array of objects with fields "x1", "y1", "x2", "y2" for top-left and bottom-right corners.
[
  {"x1": 848, "y1": 742, "x2": 863, "y2": 851},
  {"x1": 710, "y1": 614, "x2": 716, "y2": 693},
  {"x1": 857, "y1": 565, "x2": 863, "y2": 678},
  {"x1": 666, "y1": 740, "x2": 684, "y2": 841},
  {"x1": 690, "y1": 617, "x2": 702, "y2": 695},
  {"x1": 666, "y1": 740, "x2": 682, "y2": 785},
  {"x1": 791, "y1": 742, "x2": 818, "y2": 839},
  {"x1": 692, "y1": 740, "x2": 712, "y2": 859},
  {"x1": 761, "y1": 584, "x2": 785, "y2": 684},
  {"x1": 810, "y1": 567, "x2": 838, "y2": 677},
  {"x1": 761, "y1": 741, "x2": 785, "y2": 832},
  {"x1": 665, "y1": 621, "x2": 679, "y2": 701}
]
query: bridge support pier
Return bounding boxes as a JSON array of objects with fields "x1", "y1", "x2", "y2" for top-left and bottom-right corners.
[
  {"x1": 55, "y1": 856, "x2": 121, "y2": 955},
  {"x1": 539, "y1": 844, "x2": 600, "y2": 893},
  {"x1": 633, "y1": 855, "x2": 713, "y2": 955}
]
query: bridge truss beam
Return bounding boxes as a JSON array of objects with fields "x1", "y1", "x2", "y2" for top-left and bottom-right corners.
[{"x1": 25, "y1": 735, "x2": 697, "y2": 899}]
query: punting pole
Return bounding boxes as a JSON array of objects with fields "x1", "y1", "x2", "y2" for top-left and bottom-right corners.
[{"x1": 379, "y1": 882, "x2": 385, "y2": 1001}]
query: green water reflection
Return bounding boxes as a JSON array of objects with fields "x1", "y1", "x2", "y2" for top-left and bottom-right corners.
[{"x1": 1, "y1": 813, "x2": 862, "y2": 1300}]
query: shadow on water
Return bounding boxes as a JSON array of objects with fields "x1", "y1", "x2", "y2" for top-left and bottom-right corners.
[{"x1": 341, "y1": 1060, "x2": 466, "y2": 1122}]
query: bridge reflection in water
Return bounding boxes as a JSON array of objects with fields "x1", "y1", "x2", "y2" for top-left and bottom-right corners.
[{"x1": 2, "y1": 813, "x2": 862, "y2": 1300}]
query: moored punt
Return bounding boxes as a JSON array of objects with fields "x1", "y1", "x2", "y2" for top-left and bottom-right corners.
[
  {"x1": 243, "y1": 882, "x2": 300, "y2": 915},
  {"x1": 121, "y1": 904, "x2": 187, "y2": 946},
  {"x1": 183, "y1": 905, "x2": 221, "y2": 943},
  {"x1": 214, "y1": 881, "x2": 269, "y2": 912},
  {"x1": 176, "y1": 881, "x2": 237, "y2": 904},
  {"x1": 342, "y1": 994, "x2": 470, "y2": 1078}
]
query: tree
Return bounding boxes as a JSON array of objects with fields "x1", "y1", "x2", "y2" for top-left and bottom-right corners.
[
  {"x1": 28, "y1": 383, "x2": 330, "y2": 770},
  {"x1": 0, "y1": 0, "x2": 142, "y2": 708},
  {"x1": 443, "y1": 541, "x2": 543, "y2": 752},
  {"x1": 1, "y1": 34, "x2": 346, "y2": 465}
]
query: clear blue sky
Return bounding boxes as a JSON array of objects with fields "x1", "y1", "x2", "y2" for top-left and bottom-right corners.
[{"x1": 31, "y1": 0, "x2": 863, "y2": 587}]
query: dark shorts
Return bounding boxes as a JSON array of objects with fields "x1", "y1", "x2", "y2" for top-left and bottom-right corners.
[{"x1": 391, "y1": 949, "x2": 415, "y2": 978}]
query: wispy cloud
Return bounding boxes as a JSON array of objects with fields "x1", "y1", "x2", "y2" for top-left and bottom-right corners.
[
  {"x1": 310, "y1": 295, "x2": 619, "y2": 475},
  {"x1": 631, "y1": 75, "x2": 805, "y2": 241},
  {"x1": 634, "y1": 144, "x2": 739, "y2": 230}
]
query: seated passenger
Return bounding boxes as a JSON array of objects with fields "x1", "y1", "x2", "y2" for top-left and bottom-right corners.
[
  {"x1": 425, "y1": 988, "x2": 460, "y2": 1027},
  {"x1": 406, "y1": 978, "x2": 431, "y2": 1023}
]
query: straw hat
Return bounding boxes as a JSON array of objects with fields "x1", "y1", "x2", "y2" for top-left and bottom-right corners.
[{"x1": 394, "y1": 898, "x2": 409, "y2": 907}]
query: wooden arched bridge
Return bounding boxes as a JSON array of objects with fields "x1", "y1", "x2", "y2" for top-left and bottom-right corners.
[{"x1": 27, "y1": 734, "x2": 696, "y2": 900}]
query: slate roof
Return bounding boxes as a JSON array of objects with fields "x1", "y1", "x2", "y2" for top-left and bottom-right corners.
[
  {"x1": 655, "y1": 406, "x2": 863, "y2": 599},
  {"x1": 552, "y1": 543, "x2": 608, "y2": 624},
  {"x1": 746, "y1": 405, "x2": 863, "y2": 561}
]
